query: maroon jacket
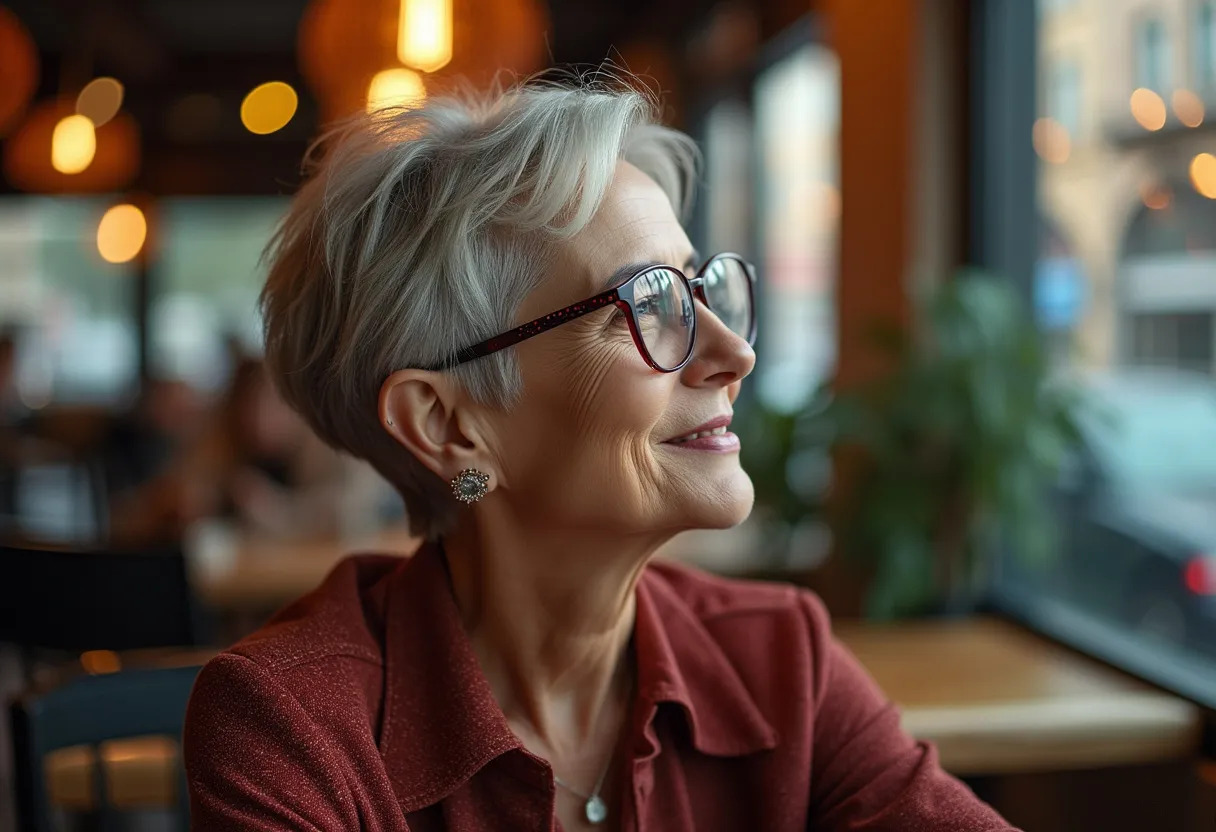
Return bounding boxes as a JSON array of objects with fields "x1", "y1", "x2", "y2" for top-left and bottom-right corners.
[{"x1": 184, "y1": 543, "x2": 1017, "y2": 830}]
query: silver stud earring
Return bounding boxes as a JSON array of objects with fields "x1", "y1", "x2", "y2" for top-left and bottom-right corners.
[{"x1": 451, "y1": 468, "x2": 490, "y2": 504}]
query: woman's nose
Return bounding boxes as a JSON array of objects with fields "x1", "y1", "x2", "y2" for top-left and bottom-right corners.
[{"x1": 679, "y1": 299, "x2": 755, "y2": 388}]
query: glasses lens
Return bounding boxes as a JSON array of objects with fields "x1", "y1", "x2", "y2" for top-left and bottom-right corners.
[
  {"x1": 633, "y1": 267, "x2": 694, "y2": 370},
  {"x1": 702, "y1": 257, "x2": 754, "y2": 342}
]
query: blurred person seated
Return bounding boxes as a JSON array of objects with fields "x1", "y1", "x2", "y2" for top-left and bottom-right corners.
[
  {"x1": 109, "y1": 358, "x2": 384, "y2": 546},
  {"x1": 101, "y1": 377, "x2": 205, "y2": 506}
]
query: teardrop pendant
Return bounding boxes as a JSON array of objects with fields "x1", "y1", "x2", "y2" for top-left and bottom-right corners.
[{"x1": 584, "y1": 794, "x2": 608, "y2": 824}]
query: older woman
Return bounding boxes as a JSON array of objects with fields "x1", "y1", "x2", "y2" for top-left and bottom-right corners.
[{"x1": 184, "y1": 80, "x2": 1016, "y2": 832}]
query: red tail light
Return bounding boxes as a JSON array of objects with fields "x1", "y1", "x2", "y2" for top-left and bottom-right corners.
[{"x1": 1184, "y1": 555, "x2": 1216, "y2": 595}]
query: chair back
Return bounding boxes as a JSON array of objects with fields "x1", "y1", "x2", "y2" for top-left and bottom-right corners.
[
  {"x1": 9, "y1": 664, "x2": 203, "y2": 832},
  {"x1": 0, "y1": 544, "x2": 206, "y2": 653}
]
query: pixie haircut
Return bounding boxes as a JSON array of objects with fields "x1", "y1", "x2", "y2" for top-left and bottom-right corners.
[{"x1": 259, "y1": 78, "x2": 700, "y2": 538}]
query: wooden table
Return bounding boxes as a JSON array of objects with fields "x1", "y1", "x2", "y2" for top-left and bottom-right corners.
[
  {"x1": 189, "y1": 526, "x2": 1203, "y2": 779},
  {"x1": 40, "y1": 617, "x2": 1205, "y2": 813},
  {"x1": 835, "y1": 617, "x2": 1204, "y2": 776}
]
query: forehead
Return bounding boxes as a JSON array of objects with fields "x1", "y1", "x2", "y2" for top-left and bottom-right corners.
[
  {"x1": 518, "y1": 162, "x2": 694, "y2": 320},
  {"x1": 560, "y1": 162, "x2": 692, "y2": 285}
]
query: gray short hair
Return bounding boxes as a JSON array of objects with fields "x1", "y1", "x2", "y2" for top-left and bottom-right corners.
[{"x1": 260, "y1": 78, "x2": 700, "y2": 538}]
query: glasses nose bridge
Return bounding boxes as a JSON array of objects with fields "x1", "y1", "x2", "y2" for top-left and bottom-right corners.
[{"x1": 687, "y1": 274, "x2": 709, "y2": 306}]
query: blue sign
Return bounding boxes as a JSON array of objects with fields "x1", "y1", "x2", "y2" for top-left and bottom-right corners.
[{"x1": 1034, "y1": 256, "x2": 1087, "y2": 330}]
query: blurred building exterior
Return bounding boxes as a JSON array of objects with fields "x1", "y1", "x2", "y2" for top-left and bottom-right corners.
[{"x1": 1038, "y1": 0, "x2": 1216, "y2": 375}]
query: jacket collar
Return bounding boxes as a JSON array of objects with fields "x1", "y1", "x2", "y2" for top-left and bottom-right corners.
[
  {"x1": 378, "y1": 543, "x2": 777, "y2": 813},
  {"x1": 633, "y1": 567, "x2": 779, "y2": 757},
  {"x1": 379, "y1": 542, "x2": 522, "y2": 813}
]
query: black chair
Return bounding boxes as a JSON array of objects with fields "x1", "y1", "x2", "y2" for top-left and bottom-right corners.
[
  {"x1": 0, "y1": 544, "x2": 209, "y2": 664},
  {"x1": 10, "y1": 664, "x2": 203, "y2": 832}
]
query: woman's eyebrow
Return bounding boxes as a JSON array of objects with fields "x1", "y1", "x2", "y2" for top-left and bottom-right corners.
[
  {"x1": 599, "y1": 249, "x2": 701, "y2": 293},
  {"x1": 599, "y1": 262, "x2": 653, "y2": 292}
]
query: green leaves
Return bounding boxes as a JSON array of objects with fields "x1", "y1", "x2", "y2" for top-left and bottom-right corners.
[{"x1": 802, "y1": 273, "x2": 1084, "y2": 618}]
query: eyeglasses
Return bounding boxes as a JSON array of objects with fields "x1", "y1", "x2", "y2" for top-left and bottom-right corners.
[{"x1": 426, "y1": 252, "x2": 757, "y2": 373}]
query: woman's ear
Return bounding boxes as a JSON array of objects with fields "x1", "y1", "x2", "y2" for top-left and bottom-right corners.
[{"x1": 378, "y1": 370, "x2": 490, "y2": 484}]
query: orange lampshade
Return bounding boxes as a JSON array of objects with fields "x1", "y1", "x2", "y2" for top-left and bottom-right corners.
[
  {"x1": 3, "y1": 98, "x2": 140, "y2": 193},
  {"x1": 0, "y1": 6, "x2": 39, "y2": 137},
  {"x1": 298, "y1": 0, "x2": 548, "y2": 124}
]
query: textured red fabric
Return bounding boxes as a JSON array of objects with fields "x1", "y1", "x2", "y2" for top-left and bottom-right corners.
[{"x1": 184, "y1": 543, "x2": 1019, "y2": 830}]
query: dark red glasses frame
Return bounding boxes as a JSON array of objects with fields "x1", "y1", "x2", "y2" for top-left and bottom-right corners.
[{"x1": 424, "y1": 252, "x2": 757, "y2": 373}]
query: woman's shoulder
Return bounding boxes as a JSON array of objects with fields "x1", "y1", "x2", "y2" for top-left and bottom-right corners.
[
  {"x1": 188, "y1": 554, "x2": 405, "y2": 731},
  {"x1": 230, "y1": 553, "x2": 404, "y2": 671},
  {"x1": 184, "y1": 554, "x2": 409, "y2": 830}
]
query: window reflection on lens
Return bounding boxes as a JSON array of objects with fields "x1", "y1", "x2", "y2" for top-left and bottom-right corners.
[
  {"x1": 705, "y1": 258, "x2": 751, "y2": 339},
  {"x1": 636, "y1": 267, "x2": 693, "y2": 369}
]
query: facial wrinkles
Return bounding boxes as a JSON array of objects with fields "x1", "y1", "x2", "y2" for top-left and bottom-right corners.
[{"x1": 536, "y1": 327, "x2": 670, "y2": 523}]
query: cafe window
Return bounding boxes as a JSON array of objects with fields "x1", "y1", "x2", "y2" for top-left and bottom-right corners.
[
  {"x1": 0, "y1": 198, "x2": 139, "y2": 407},
  {"x1": 988, "y1": 0, "x2": 1216, "y2": 708},
  {"x1": 151, "y1": 198, "x2": 287, "y2": 391},
  {"x1": 752, "y1": 41, "x2": 840, "y2": 412}
]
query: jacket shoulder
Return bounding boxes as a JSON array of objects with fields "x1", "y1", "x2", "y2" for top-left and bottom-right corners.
[{"x1": 227, "y1": 553, "x2": 404, "y2": 674}]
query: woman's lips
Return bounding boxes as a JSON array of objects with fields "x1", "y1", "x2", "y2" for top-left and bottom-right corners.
[{"x1": 662, "y1": 431, "x2": 741, "y2": 452}]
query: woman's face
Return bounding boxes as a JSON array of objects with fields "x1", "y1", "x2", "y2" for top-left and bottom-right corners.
[{"x1": 480, "y1": 161, "x2": 756, "y2": 538}]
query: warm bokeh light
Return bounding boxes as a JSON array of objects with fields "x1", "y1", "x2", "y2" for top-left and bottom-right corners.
[
  {"x1": 1130, "y1": 88, "x2": 1167, "y2": 131},
  {"x1": 4, "y1": 99, "x2": 140, "y2": 192},
  {"x1": 367, "y1": 67, "x2": 427, "y2": 113},
  {"x1": 1032, "y1": 117, "x2": 1071, "y2": 164},
  {"x1": 0, "y1": 6, "x2": 39, "y2": 137},
  {"x1": 97, "y1": 203, "x2": 147, "y2": 263},
  {"x1": 240, "y1": 81, "x2": 298, "y2": 135},
  {"x1": 1171, "y1": 89, "x2": 1205, "y2": 128},
  {"x1": 300, "y1": 0, "x2": 545, "y2": 123},
  {"x1": 51, "y1": 114, "x2": 96, "y2": 174},
  {"x1": 80, "y1": 649, "x2": 122, "y2": 674},
  {"x1": 398, "y1": 0, "x2": 453, "y2": 72},
  {"x1": 1190, "y1": 153, "x2": 1216, "y2": 199},
  {"x1": 1139, "y1": 181, "x2": 1172, "y2": 210},
  {"x1": 76, "y1": 77, "x2": 124, "y2": 127}
]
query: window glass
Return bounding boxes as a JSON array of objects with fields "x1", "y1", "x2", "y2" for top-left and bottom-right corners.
[
  {"x1": 0, "y1": 197, "x2": 138, "y2": 406},
  {"x1": 1028, "y1": 0, "x2": 1216, "y2": 688},
  {"x1": 753, "y1": 43, "x2": 840, "y2": 412},
  {"x1": 152, "y1": 198, "x2": 286, "y2": 391}
]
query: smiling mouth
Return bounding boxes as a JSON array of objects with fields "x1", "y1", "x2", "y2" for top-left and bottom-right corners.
[{"x1": 665, "y1": 425, "x2": 730, "y2": 445}]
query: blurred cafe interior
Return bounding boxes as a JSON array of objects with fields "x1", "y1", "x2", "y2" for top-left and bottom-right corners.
[{"x1": 2, "y1": 0, "x2": 1216, "y2": 829}]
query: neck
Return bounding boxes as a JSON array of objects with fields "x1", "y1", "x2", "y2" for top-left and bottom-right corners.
[{"x1": 441, "y1": 517, "x2": 669, "y2": 755}]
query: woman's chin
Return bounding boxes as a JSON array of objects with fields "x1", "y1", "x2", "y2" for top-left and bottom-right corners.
[{"x1": 686, "y1": 472, "x2": 755, "y2": 530}]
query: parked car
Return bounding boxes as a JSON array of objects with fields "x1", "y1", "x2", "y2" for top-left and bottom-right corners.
[{"x1": 1052, "y1": 369, "x2": 1216, "y2": 655}]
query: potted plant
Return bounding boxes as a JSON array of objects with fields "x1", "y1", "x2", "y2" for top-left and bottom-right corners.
[{"x1": 803, "y1": 273, "x2": 1084, "y2": 619}]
